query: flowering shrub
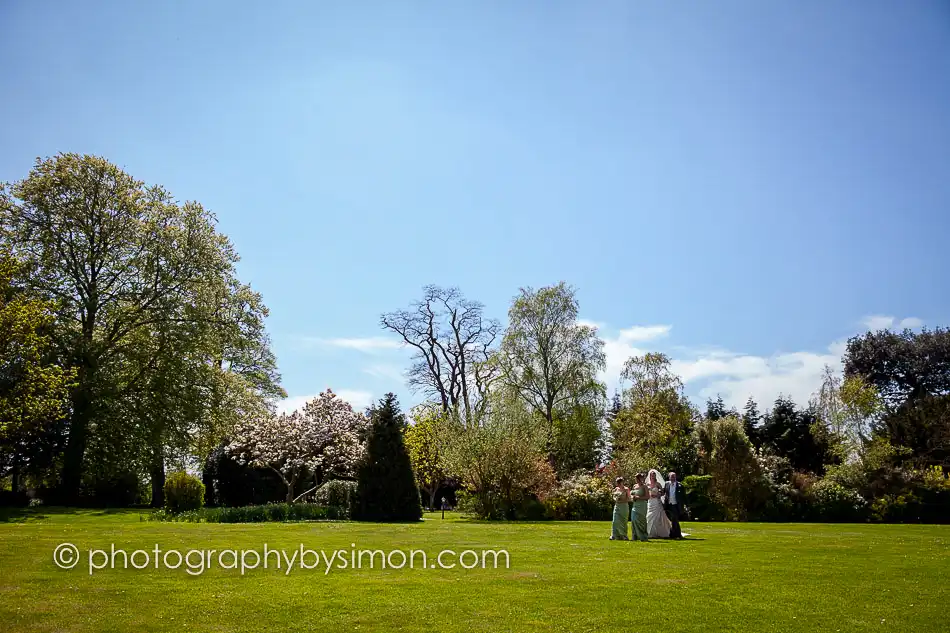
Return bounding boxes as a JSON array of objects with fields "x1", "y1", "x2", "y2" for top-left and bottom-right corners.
[
  {"x1": 809, "y1": 480, "x2": 867, "y2": 522},
  {"x1": 541, "y1": 472, "x2": 612, "y2": 520}
]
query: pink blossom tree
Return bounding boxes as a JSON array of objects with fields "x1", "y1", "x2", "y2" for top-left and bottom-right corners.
[{"x1": 229, "y1": 389, "x2": 368, "y2": 502}]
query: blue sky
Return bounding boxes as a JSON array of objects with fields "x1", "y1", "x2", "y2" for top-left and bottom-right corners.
[{"x1": 2, "y1": 1, "x2": 949, "y2": 414}]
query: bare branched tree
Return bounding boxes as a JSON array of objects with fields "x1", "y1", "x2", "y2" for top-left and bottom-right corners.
[{"x1": 381, "y1": 285, "x2": 500, "y2": 423}]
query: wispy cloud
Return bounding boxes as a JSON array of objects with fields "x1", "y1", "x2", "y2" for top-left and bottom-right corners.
[
  {"x1": 860, "y1": 315, "x2": 923, "y2": 331},
  {"x1": 303, "y1": 336, "x2": 403, "y2": 353},
  {"x1": 363, "y1": 363, "x2": 406, "y2": 382}
]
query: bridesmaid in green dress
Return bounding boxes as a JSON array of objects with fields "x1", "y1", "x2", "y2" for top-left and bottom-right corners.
[
  {"x1": 629, "y1": 473, "x2": 649, "y2": 541},
  {"x1": 610, "y1": 477, "x2": 630, "y2": 540}
]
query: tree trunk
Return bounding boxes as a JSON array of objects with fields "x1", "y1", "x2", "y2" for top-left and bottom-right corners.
[
  {"x1": 285, "y1": 474, "x2": 297, "y2": 503},
  {"x1": 61, "y1": 380, "x2": 92, "y2": 502},
  {"x1": 428, "y1": 488, "x2": 437, "y2": 512},
  {"x1": 150, "y1": 441, "x2": 166, "y2": 508},
  {"x1": 11, "y1": 453, "x2": 21, "y2": 494}
]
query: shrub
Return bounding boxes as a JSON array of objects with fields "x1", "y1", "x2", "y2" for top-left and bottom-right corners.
[
  {"x1": 0, "y1": 490, "x2": 29, "y2": 507},
  {"x1": 519, "y1": 498, "x2": 547, "y2": 521},
  {"x1": 163, "y1": 472, "x2": 205, "y2": 514},
  {"x1": 542, "y1": 472, "x2": 612, "y2": 520},
  {"x1": 315, "y1": 480, "x2": 357, "y2": 517},
  {"x1": 808, "y1": 480, "x2": 867, "y2": 522},
  {"x1": 912, "y1": 466, "x2": 950, "y2": 524},
  {"x1": 202, "y1": 442, "x2": 287, "y2": 507},
  {"x1": 83, "y1": 470, "x2": 144, "y2": 507},
  {"x1": 455, "y1": 489, "x2": 484, "y2": 517},
  {"x1": 682, "y1": 475, "x2": 728, "y2": 521},
  {"x1": 870, "y1": 492, "x2": 920, "y2": 523}
]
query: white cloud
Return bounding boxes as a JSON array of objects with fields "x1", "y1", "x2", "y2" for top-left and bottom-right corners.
[
  {"x1": 618, "y1": 325, "x2": 672, "y2": 342},
  {"x1": 304, "y1": 336, "x2": 403, "y2": 353},
  {"x1": 682, "y1": 344, "x2": 845, "y2": 410},
  {"x1": 596, "y1": 324, "x2": 673, "y2": 391},
  {"x1": 277, "y1": 389, "x2": 374, "y2": 414},
  {"x1": 337, "y1": 390, "x2": 375, "y2": 410},
  {"x1": 860, "y1": 315, "x2": 923, "y2": 331},
  {"x1": 598, "y1": 323, "x2": 849, "y2": 411}
]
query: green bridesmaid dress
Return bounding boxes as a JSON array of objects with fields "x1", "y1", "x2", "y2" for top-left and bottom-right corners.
[
  {"x1": 630, "y1": 484, "x2": 649, "y2": 541},
  {"x1": 611, "y1": 487, "x2": 630, "y2": 540}
]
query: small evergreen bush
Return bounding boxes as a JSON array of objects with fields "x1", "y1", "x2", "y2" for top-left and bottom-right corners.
[{"x1": 163, "y1": 472, "x2": 205, "y2": 513}]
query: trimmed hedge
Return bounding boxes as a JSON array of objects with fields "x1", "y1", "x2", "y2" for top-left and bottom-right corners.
[{"x1": 146, "y1": 502, "x2": 344, "y2": 523}]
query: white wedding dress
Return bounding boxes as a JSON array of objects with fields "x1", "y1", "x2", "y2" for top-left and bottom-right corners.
[{"x1": 646, "y1": 470, "x2": 672, "y2": 539}]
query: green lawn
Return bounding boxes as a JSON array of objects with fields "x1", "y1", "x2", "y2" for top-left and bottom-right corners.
[{"x1": 1, "y1": 508, "x2": 948, "y2": 632}]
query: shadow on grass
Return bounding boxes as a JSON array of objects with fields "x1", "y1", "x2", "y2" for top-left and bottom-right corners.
[{"x1": 0, "y1": 506, "x2": 145, "y2": 523}]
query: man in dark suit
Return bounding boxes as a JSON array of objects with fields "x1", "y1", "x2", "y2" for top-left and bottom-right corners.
[{"x1": 663, "y1": 471, "x2": 686, "y2": 539}]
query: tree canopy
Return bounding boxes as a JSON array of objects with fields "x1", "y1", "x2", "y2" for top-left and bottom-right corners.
[{"x1": 0, "y1": 154, "x2": 282, "y2": 503}]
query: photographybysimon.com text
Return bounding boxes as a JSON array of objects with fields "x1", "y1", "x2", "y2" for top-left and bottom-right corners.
[{"x1": 52, "y1": 543, "x2": 510, "y2": 576}]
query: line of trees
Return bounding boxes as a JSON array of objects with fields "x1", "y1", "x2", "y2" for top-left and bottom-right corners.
[
  {"x1": 388, "y1": 284, "x2": 950, "y2": 522},
  {"x1": 2, "y1": 154, "x2": 947, "y2": 523}
]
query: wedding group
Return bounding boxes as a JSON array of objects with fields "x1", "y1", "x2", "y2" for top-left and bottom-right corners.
[{"x1": 610, "y1": 470, "x2": 687, "y2": 541}]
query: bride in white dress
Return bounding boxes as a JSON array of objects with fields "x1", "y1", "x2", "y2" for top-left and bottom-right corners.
[{"x1": 646, "y1": 469, "x2": 672, "y2": 539}]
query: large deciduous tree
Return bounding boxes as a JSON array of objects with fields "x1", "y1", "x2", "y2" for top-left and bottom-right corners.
[
  {"x1": 439, "y1": 389, "x2": 554, "y2": 519},
  {"x1": 497, "y1": 282, "x2": 606, "y2": 471},
  {"x1": 844, "y1": 327, "x2": 950, "y2": 408},
  {"x1": 405, "y1": 404, "x2": 448, "y2": 510},
  {"x1": 381, "y1": 285, "x2": 500, "y2": 424},
  {"x1": 693, "y1": 415, "x2": 765, "y2": 520},
  {"x1": 0, "y1": 154, "x2": 282, "y2": 502},
  {"x1": 844, "y1": 327, "x2": 950, "y2": 466},
  {"x1": 0, "y1": 250, "x2": 75, "y2": 492},
  {"x1": 759, "y1": 397, "x2": 835, "y2": 474},
  {"x1": 610, "y1": 353, "x2": 697, "y2": 477}
]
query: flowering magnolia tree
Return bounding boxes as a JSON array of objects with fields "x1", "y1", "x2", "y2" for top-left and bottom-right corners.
[{"x1": 229, "y1": 389, "x2": 368, "y2": 502}]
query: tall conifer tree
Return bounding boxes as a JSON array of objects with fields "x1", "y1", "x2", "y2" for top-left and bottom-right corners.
[{"x1": 354, "y1": 393, "x2": 422, "y2": 522}]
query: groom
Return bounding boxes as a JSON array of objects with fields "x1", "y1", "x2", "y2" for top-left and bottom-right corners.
[{"x1": 663, "y1": 472, "x2": 686, "y2": 539}]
